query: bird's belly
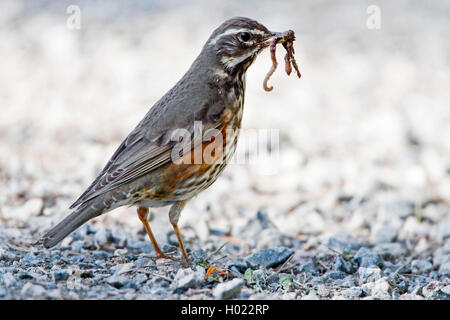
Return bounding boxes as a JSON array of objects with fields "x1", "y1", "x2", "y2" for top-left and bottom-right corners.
[{"x1": 161, "y1": 122, "x2": 240, "y2": 200}]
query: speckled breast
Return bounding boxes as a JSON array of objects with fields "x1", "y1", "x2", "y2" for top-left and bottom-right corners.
[{"x1": 160, "y1": 102, "x2": 244, "y2": 201}]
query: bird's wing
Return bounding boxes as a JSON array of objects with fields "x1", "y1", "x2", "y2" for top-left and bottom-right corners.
[{"x1": 70, "y1": 95, "x2": 226, "y2": 209}]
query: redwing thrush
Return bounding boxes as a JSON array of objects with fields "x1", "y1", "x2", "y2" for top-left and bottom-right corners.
[{"x1": 38, "y1": 17, "x2": 288, "y2": 264}]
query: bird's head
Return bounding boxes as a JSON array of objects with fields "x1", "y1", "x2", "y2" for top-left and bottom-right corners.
[{"x1": 204, "y1": 17, "x2": 283, "y2": 75}]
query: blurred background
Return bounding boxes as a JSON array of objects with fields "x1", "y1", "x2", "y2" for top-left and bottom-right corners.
[{"x1": 0, "y1": 0, "x2": 449, "y2": 248}]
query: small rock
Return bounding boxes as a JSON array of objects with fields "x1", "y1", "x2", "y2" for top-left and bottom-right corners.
[
  {"x1": 411, "y1": 260, "x2": 432, "y2": 274},
  {"x1": 238, "y1": 210, "x2": 276, "y2": 239},
  {"x1": 21, "y1": 283, "x2": 46, "y2": 298},
  {"x1": 438, "y1": 261, "x2": 450, "y2": 276},
  {"x1": 227, "y1": 262, "x2": 247, "y2": 274},
  {"x1": 53, "y1": 269, "x2": 70, "y2": 282},
  {"x1": 92, "y1": 250, "x2": 110, "y2": 259},
  {"x1": 111, "y1": 262, "x2": 133, "y2": 275},
  {"x1": 361, "y1": 278, "x2": 392, "y2": 299},
  {"x1": 353, "y1": 247, "x2": 382, "y2": 268},
  {"x1": 0, "y1": 247, "x2": 17, "y2": 262},
  {"x1": 191, "y1": 249, "x2": 208, "y2": 262},
  {"x1": 106, "y1": 274, "x2": 131, "y2": 289},
  {"x1": 438, "y1": 217, "x2": 450, "y2": 239},
  {"x1": 333, "y1": 256, "x2": 357, "y2": 274},
  {"x1": 16, "y1": 198, "x2": 44, "y2": 219},
  {"x1": 213, "y1": 278, "x2": 244, "y2": 299},
  {"x1": 316, "y1": 284, "x2": 329, "y2": 297},
  {"x1": 133, "y1": 273, "x2": 148, "y2": 284},
  {"x1": 94, "y1": 228, "x2": 112, "y2": 245},
  {"x1": 301, "y1": 290, "x2": 320, "y2": 300},
  {"x1": 127, "y1": 239, "x2": 154, "y2": 254},
  {"x1": 134, "y1": 257, "x2": 152, "y2": 268},
  {"x1": 114, "y1": 248, "x2": 128, "y2": 256},
  {"x1": 1, "y1": 273, "x2": 16, "y2": 287},
  {"x1": 327, "y1": 235, "x2": 359, "y2": 252},
  {"x1": 379, "y1": 201, "x2": 414, "y2": 219},
  {"x1": 371, "y1": 225, "x2": 398, "y2": 243},
  {"x1": 440, "y1": 285, "x2": 450, "y2": 297},
  {"x1": 174, "y1": 267, "x2": 205, "y2": 292},
  {"x1": 358, "y1": 267, "x2": 382, "y2": 284},
  {"x1": 340, "y1": 287, "x2": 363, "y2": 299},
  {"x1": 422, "y1": 281, "x2": 442, "y2": 299},
  {"x1": 245, "y1": 247, "x2": 294, "y2": 269},
  {"x1": 298, "y1": 261, "x2": 318, "y2": 274}
]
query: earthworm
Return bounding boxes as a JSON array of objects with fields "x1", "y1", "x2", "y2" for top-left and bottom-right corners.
[
  {"x1": 263, "y1": 38, "x2": 279, "y2": 92},
  {"x1": 283, "y1": 30, "x2": 301, "y2": 78},
  {"x1": 263, "y1": 30, "x2": 301, "y2": 92}
]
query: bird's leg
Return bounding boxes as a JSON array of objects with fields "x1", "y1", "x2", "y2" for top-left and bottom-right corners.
[
  {"x1": 137, "y1": 207, "x2": 171, "y2": 260},
  {"x1": 168, "y1": 200, "x2": 190, "y2": 265}
]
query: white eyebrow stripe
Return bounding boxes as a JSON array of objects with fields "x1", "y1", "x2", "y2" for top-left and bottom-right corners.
[
  {"x1": 221, "y1": 46, "x2": 260, "y2": 69},
  {"x1": 208, "y1": 28, "x2": 267, "y2": 46}
]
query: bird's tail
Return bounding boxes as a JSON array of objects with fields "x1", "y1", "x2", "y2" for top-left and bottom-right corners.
[{"x1": 37, "y1": 200, "x2": 106, "y2": 248}]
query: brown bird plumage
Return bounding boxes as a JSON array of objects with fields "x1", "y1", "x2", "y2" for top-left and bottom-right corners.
[{"x1": 38, "y1": 17, "x2": 286, "y2": 264}]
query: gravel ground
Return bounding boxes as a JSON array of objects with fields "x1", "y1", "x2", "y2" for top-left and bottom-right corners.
[{"x1": 1, "y1": 0, "x2": 450, "y2": 300}]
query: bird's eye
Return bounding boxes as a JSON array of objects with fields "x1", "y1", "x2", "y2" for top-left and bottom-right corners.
[{"x1": 240, "y1": 32, "x2": 251, "y2": 42}]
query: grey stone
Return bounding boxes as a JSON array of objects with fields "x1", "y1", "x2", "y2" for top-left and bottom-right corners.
[
  {"x1": 298, "y1": 261, "x2": 318, "y2": 274},
  {"x1": 134, "y1": 257, "x2": 152, "y2": 268},
  {"x1": 245, "y1": 247, "x2": 295, "y2": 269},
  {"x1": 226, "y1": 262, "x2": 247, "y2": 274},
  {"x1": 191, "y1": 249, "x2": 207, "y2": 261},
  {"x1": 372, "y1": 225, "x2": 398, "y2": 243},
  {"x1": 324, "y1": 271, "x2": 346, "y2": 280},
  {"x1": 1, "y1": 273, "x2": 16, "y2": 287},
  {"x1": 0, "y1": 247, "x2": 17, "y2": 262},
  {"x1": 441, "y1": 285, "x2": 450, "y2": 297},
  {"x1": 174, "y1": 267, "x2": 205, "y2": 291},
  {"x1": 411, "y1": 260, "x2": 433, "y2": 274},
  {"x1": 438, "y1": 261, "x2": 450, "y2": 276},
  {"x1": 353, "y1": 247, "x2": 383, "y2": 268},
  {"x1": 53, "y1": 269, "x2": 70, "y2": 282},
  {"x1": 361, "y1": 278, "x2": 392, "y2": 299},
  {"x1": 134, "y1": 273, "x2": 148, "y2": 284},
  {"x1": 340, "y1": 287, "x2": 363, "y2": 299},
  {"x1": 94, "y1": 228, "x2": 112, "y2": 245},
  {"x1": 379, "y1": 201, "x2": 414, "y2": 219},
  {"x1": 358, "y1": 267, "x2": 382, "y2": 285},
  {"x1": 438, "y1": 217, "x2": 450, "y2": 239},
  {"x1": 21, "y1": 283, "x2": 46, "y2": 297},
  {"x1": 422, "y1": 281, "x2": 442, "y2": 299},
  {"x1": 127, "y1": 239, "x2": 154, "y2": 254},
  {"x1": 238, "y1": 210, "x2": 276, "y2": 239},
  {"x1": 106, "y1": 274, "x2": 131, "y2": 289},
  {"x1": 92, "y1": 250, "x2": 110, "y2": 259},
  {"x1": 333, "y1": 256, "x2": 357, "y2": 274},
  {"x1": 70, "y1": 240, "x2": 85, "y2": 253},
  {"x1": 327, "y1": 235, "x2": 359, "y2": 252},
  {"x1": 213, "y1": 278, "x2": 244, "y2": 299}
]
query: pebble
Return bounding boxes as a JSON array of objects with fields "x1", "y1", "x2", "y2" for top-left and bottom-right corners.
[
  {"x1": 174, "y1": 267, "x2": 205, "y2": 292},
  {"x1": 371, "y1": 225, "x2": 398, "y2": 243},
  {"x1": 53, "y1": 269, "x2": 71, "y2": 282},
  {"x1": 245, "y1": 247, "x2": 294, "y2": 269},
  {"x1": 94, "y1": 228, "x2": 112, "y2": 245},
  {"x1": 21, "y1": 283, "x2": 46, "y2": 298},
  {"x1": 358, "y1": 267, "x2": 382, "y2": 285},
  {"x1": 438, "y1": 261, "x2": 450, "y2": 276},
  {"x1": 361, "y1": 278, "x2": 392, "y2": 299},
  {"x1": 340, "y1": 287, "x2": 363, "y2": 299},
  {"x1": 106, "y1": 274, "x2": 131, "y2": 289},
  {"x1": 213, "y1": 278, "x2": 244, "y2": 299},
  {"x1": 411, "y1": 260, "x2": 432, "y2": 274},
  {"x1": 353, "y1": 247, "x2": 383, "y2": 268}
]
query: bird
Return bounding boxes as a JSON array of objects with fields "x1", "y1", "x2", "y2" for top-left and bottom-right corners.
[{"x1": 38, "y1": 17, "x2": 286, "y2": 265}]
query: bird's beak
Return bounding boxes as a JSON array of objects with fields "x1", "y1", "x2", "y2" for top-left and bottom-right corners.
[{"x1": 263, "y1": 32, "x2": 284, "y2": 46}]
